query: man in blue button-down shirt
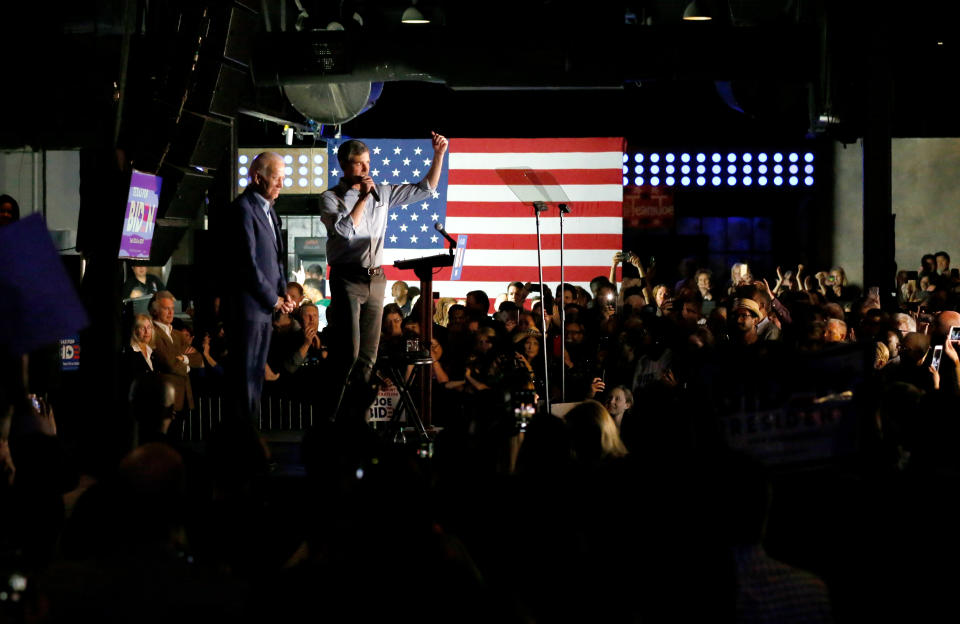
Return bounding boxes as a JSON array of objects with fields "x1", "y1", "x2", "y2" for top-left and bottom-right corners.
[{"x1": 320, "y1": 132, "x2": 448, "y2": 418}]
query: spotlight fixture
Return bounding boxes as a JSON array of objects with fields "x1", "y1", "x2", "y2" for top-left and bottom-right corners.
[
  {"x1": 682, "y1": 0, "x2": 712, "y2": 21},
  {"x1": 401, "y1": 1, "x2": 430, "y2": 24}
]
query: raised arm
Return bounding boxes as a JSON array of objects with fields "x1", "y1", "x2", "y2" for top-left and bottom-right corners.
[{"x1": 424, "y1": 131, "x2": 449, "y2": 191}]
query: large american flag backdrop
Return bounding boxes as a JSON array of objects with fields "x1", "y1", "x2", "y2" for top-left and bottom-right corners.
[{"x1": 326, "y1": 137, "x2": 624, "y2": 301}]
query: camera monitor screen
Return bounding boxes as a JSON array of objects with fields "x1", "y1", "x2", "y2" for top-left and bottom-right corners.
[{"x1": 118, "y1": 170, "x2": 162, "y2": 260}]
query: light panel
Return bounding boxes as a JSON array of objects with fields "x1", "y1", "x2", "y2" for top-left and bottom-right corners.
[
  {"x1": 619, "y1": 149, "x2": 817, "y2": 189},
  {"x1": 237, "y1": 147, "x2": 330, "y2": 195}
]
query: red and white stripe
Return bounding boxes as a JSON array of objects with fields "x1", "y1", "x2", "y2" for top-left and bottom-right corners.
[{"x1": 384, "y1": 137, "x2": 624, "y2": 306}]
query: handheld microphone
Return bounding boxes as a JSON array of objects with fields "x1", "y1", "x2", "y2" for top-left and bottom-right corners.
[
  {"x1": 434, "y1": 222, "x2": 457, "y2": 248},
  {"x1": 370, "y1": 187, "x2": 380, "y2": 203}
]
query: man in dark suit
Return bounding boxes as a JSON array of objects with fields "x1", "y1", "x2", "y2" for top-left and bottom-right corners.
[{"x1": 223, "y1": 152, "x2": 295, "y2": 425}]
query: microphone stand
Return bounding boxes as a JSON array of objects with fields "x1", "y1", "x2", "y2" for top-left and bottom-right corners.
[
  {"x1": 533, "y1": 201, "x2": 550, "y2": 415},
  {"x1": 558, "y1": 203, "x2": 570, "y2": 402}
]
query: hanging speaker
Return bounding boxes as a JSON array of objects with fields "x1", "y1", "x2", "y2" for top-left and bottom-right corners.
[
  {"x1": 187, "y1": 60, "x2": 249, "y2": 120},
  {"x1": 167, "y1": 111, "x2": 232, "y2": 171},
  {"x1": 158, "y1": 164, "x2": 214, "y2": 220}
]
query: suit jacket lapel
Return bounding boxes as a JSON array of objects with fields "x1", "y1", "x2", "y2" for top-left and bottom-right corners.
[
  {"x1": 248, "y1": 190, "x2": 280, "y2": 253},
  {"x1": 269, "y1": 205, "x2": 284, "y2": 256}
]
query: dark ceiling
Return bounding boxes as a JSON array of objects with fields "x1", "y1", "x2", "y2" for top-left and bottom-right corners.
[{"x1": 5, "y1": 0, "x2": 960, "y2": 155}]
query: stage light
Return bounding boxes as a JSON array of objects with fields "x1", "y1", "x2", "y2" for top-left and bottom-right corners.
[
  {"x1": 634, "y1": 153, "x2": 644, "y2": 163},
  {"x1": 712, "y1": 176, "x2": 721, "y2": 186},
  {"x1": 789, "y1": 152, "x2": 799, "y2": 163},
  {"x1": 666, "y1": 165, "x2": 675, "y2": 174},
  {"x1": 743, "y1": 153, "x2": 753, "y2": 163},
  {"x1": 774, "y1": 176, "x2": 783, "y2": 186},
  {"x1": 239, "y1": 166, "x2": 248, "y2": 176},
  {"x1": 727, "y1": 176, "x2": 737, "y2": 186},
  {"x1": 681, "y1": 153, "x2": 691, "y2": 163},
  {"x1": 314, "y1": 154, "x2": 324, "y2": 164},
  {"x1": 681, "y1": 176, "x2": 691, "y2": 186},
  {"x1": 804, "y1": 152, "x2": 814, "y2": 163},
  {"x1": 727, "y1": 165, "x2": 736, "y2": 174},
  {"x1": 651, "y1": 176, "x2": 660, "y2": 186},
  {"x1": 727, "y1": 153, "x2": 737, "y2": 163},
  {"x1": 623, "y1": 177, "x2": 629, "y2": 186},
  {"x1": 314, "y1": 177, "x2": 324, "y2": 187},
  {"x1": 284, "y1": 155, "x2": 294, "y2": 164},
  {"x1": 401, "y1": 1, "x2": 430, "y2": 23},
  {"x1": 298, "y1": 154, "x2": 309, "y2": 164},
  {"x1": 758, "y1": 164, "x2": 768, "y2": 174},
  {"x1": 712, "y1": 153, "x2": 721, "y2": 163},
  {"x1": 635, "y1": 165, "x2": 644, "y2": 174},
  {"x1": 712, "y1": 165, "x2": 721, "y2": 174},
  {"x1": 805, "y1": 165, "x2": 814, "y2": 174},
  {"x1": 773, "y1": 165, "x2": 783, "y2": 174},
  {"x1": 681, "y1": 165, "x2": 691, "y2": 174},
  {"x1": 623, "y1": 154, "x2": 629, "y2": 163},
  {"x1": 284, "y1": 166, "x2": 293, "y2": 175},
  {"x1": 804, "y1": 176, "x2": 814, "y2": 186},
  {"x1": 650, "y1": 165, "x2": 660, "y2": 174},
  {"x1": 284, "y1": 178, "x2": 293, "y2": 187},
  {"x1": 623, "y1": 165, "x2": 628, "y2": 174},
  {"x1": 666, "y1": 176, "x2": 676, "y2": 186},
  {"x1": 697, "y1": 176, "x2": 706, "y2": 186},
  {"x1": 743, "y1": 176, "x2": 753, "y2": 186},
  {"x1": 683, "y1": 0, "x2": 713, "y2": 20},
  {"x1": 789, "y1": 165, "x2": 798, "y2": 174},
  {"x1": 298, "y1": 178, "x2": 308, "y2": 187},
  {"x1": 238, "y1": 155, "x2": 249, "y2": 165},
  {"x1": 773, "y1": 153, "x2": 783, "y2": 162},
  {"x1": 696, "y1": 153, "x2": 706, "y2": 163},
  {"x1": 651, "y1": 153, "x2": 661, "y2": 163},
  {"x1": 239, "y1": 178, "x2": 248, "y2": 187},
  {"x1": 635, "y1": 176, "x2": 644, "y2": 186},
  {"x1": 299, "y1": 166, "x2": 308, "y2": 175},
  {"x1": 697, "y1": 165, "x2": 706, "y2": 174},
  {"x1": 666, "y1": 153, "x2": 676, "y2": 163},
  {"x1": 742, "y1": 165, "x2": 752, "y2": 174},
  {"x1": 758, "y1": 176, "x2": 768, "y2": 186},
  {"x1": 789, "y1": 176, "x2": 799, "y2": 186},
  {"x1": 758, "y1": 153, "x2": 768, "y2": 163}
]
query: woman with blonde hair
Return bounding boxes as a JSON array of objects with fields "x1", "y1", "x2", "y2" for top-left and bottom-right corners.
[
  {"x1": 123, "y1": 314, "x2": 156, "y2": 394},
  {"x1": 564, "y1": 399, "x2": 628, "y2": 463},
  {"x1": 434, "y1": 297, "x2": 458, "y2": 326}
]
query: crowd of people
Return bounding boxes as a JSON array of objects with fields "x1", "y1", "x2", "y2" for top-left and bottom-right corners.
[{"x1": 4, "y1": 245, "x2": 960, "y2": 622}]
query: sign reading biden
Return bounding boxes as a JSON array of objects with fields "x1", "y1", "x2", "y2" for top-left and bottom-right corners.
[{"x1": 118, "y1": 170, "x2": 161, "y2": 260}]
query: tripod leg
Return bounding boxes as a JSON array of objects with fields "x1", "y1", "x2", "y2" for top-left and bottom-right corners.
[{"x1": 387, "y1": 364, "x2": 429, "y2": 443}]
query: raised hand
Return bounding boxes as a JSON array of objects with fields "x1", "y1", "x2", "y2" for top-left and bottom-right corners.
[
  {"x1": 358, "y1": 175, "x2": 376, "y2": 197},
  {"x1": 431, "y1": 131, "x2": 448, "y2": 157}
]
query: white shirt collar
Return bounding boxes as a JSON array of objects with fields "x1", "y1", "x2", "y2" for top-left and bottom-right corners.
[
  {"x1": 153, "y1": 320, "x2": 172, "y2": 339},
  {"x1": 130, "y1": 340, "x2": 154, "y2": 370}
]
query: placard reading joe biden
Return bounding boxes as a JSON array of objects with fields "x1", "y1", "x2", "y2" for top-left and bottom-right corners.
[{"x1": 119, "y1": 170, "x2": 161, "y2": 259}]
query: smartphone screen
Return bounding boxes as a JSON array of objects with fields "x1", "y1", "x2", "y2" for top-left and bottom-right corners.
[
  {"x1": 932, "y1": 345, "x2": 944, "y2": 371},
  {"x1": 950, "y1": 326, "x2": 960, "y2": 342}
]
